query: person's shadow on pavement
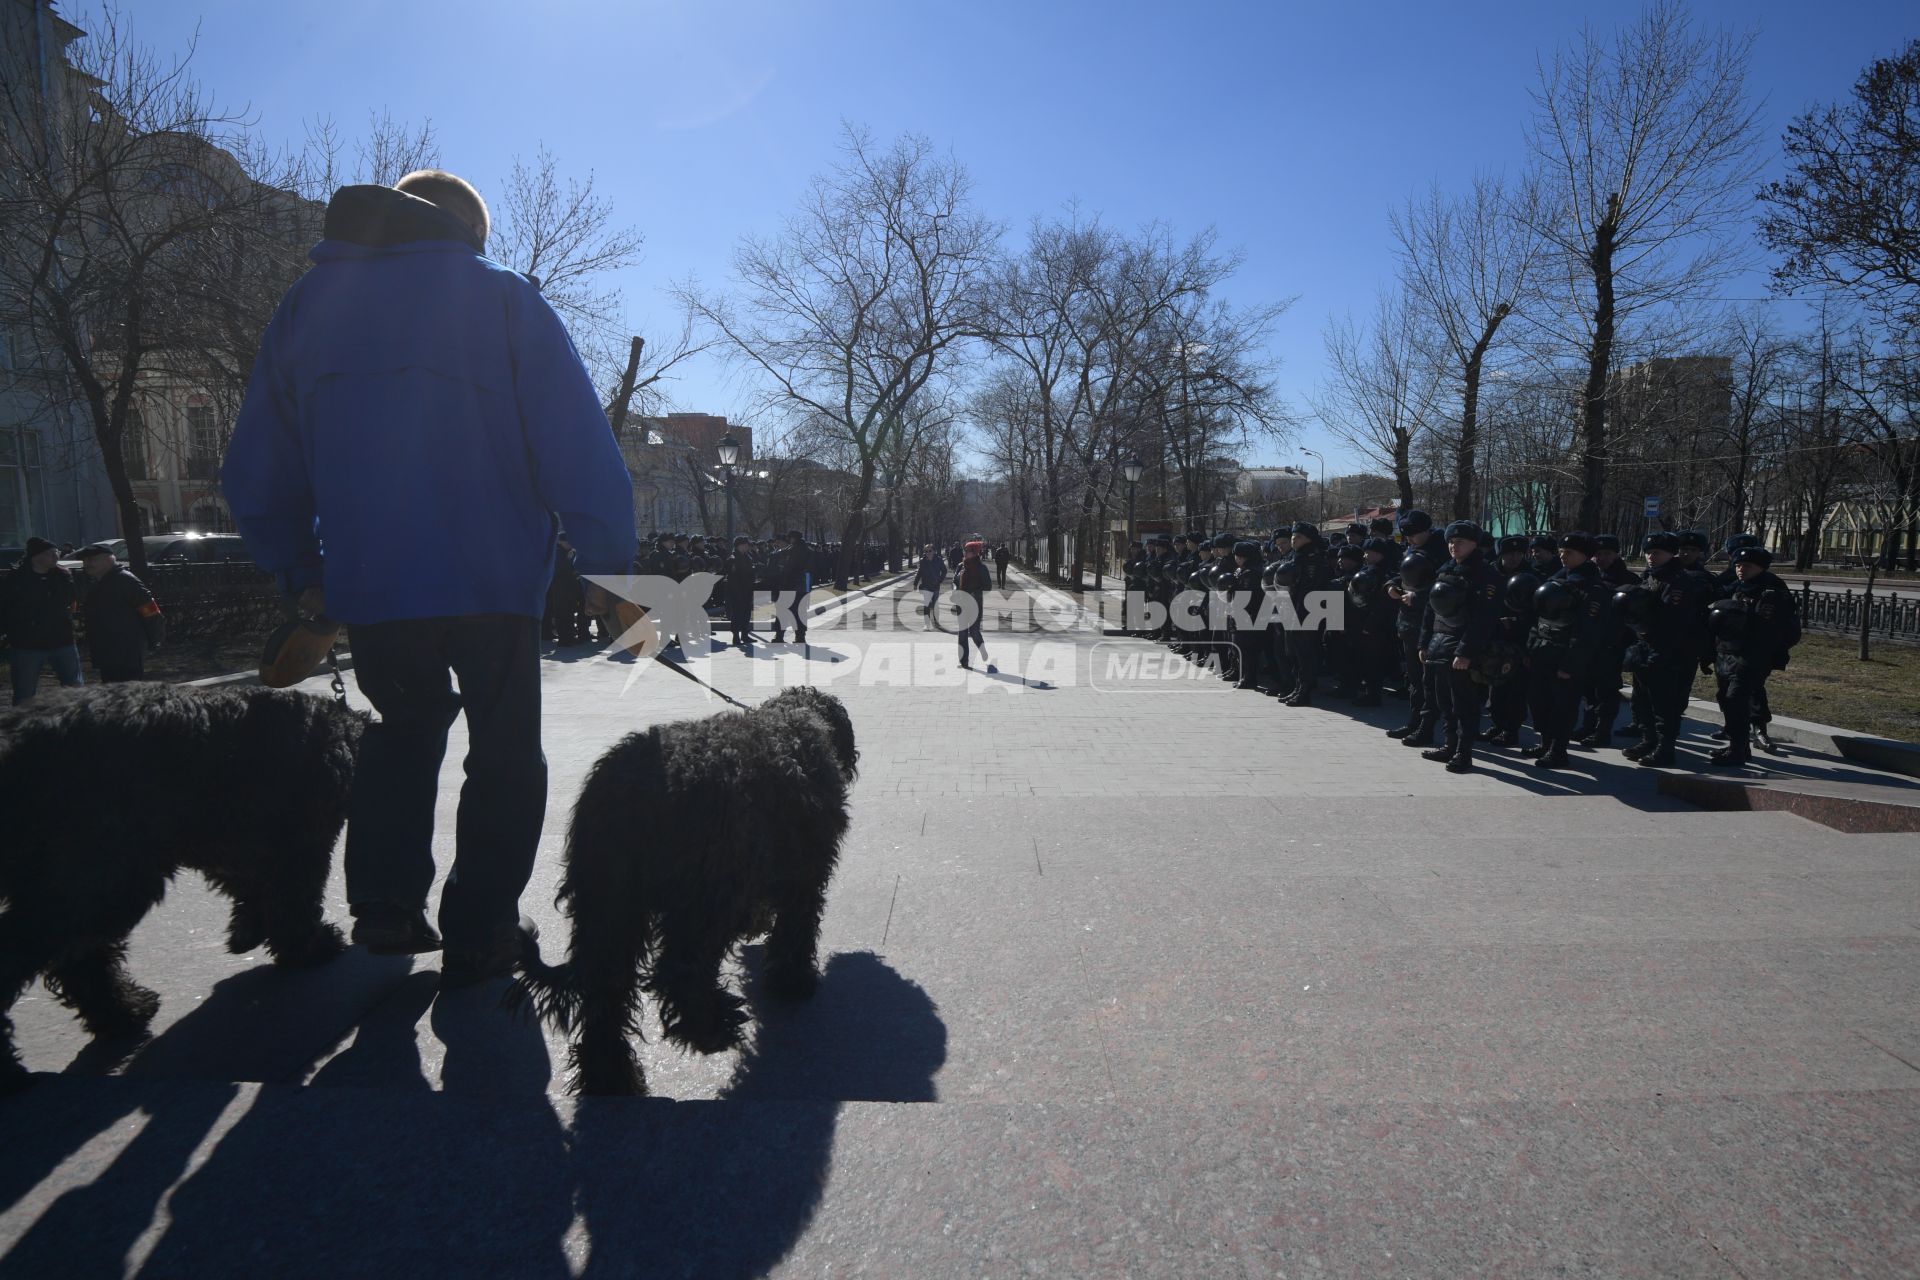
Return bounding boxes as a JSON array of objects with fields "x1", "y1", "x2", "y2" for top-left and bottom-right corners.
[
  {"x1": 571, "y1": 949, "x2": 946, "y2": 1278},
  {"x1": 129, "y1": 976, "x2": 576, "y2": 1279}
]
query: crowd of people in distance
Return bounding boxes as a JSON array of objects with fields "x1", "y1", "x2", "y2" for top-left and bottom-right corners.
[
  {"x1": 1123, "y1": 511, "x2": 1801, "y2": 773},
  {"x1": 542, "y1": 530, "x2": 892, "y2": 651}
]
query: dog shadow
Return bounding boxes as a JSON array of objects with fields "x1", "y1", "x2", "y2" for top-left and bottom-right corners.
[
  {"x1": 570, "y1": 949, "x2": 946, "y2": 1278},
  {"x1": 0, "y1": 958, "x2": 413, "y2": 1277}
]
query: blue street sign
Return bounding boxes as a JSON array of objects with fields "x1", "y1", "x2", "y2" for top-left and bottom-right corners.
[{"x1": 1643, "y1": 496, "x2": 1660, "y2": 518}]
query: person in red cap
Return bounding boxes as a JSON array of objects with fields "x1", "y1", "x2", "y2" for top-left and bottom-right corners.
[{"x1": 955, "y1": 540, "x2": 994, "y2": 672}]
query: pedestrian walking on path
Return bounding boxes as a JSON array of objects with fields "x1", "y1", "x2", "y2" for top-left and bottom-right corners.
[
  {"x1": 955, "y1": 540, "x2": 994, "y2": 672},
  {"x1": 1, "y1": 538, "x2": 83, "y2": 704},
  {"x1": 77, "y1": 544, "x2": 165, "y2": 682},
  {"x1": 223, "y1": 169, "x2": 635, "y2": 987}
]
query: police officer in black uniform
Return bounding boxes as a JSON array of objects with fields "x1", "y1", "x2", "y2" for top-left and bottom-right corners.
[
  {"x1": 1618, "y1": 532, "x2": 1709, "y2": 768},
  {"x1": 1281, "y1": 521, "x2": 1330, "y2": 706},
  {"x1": 1386, "y1": 510, "x2": 1441, "y2": 744},
  {"x1": 1226, "y1": 539, "x2": 1267, "y2": 691},
  {"x1": 1705, "y1": 545, "x2": 1800, "y2": 767},
  {"x1": 1327, "y1": 543, "x2": 1366, "y2": 698},
  {"x1": 1576, "y1": 533, "x2": 1639, "y2": 746},
  {"x1": 1522, "y1": 532, "x2": 1612, "y2": 769},
  {"x1": 1419, "y1": 521, "x2": 1502, "y2": 772},
  {"x1": 1346, "y1": 537, "x2": 1396, "y2": 707},
  {"x1": 1484, "y1": 535, "x2": 1536, "y2": 748}
]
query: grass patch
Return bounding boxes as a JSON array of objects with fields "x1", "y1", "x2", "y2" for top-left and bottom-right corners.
[{"x1": 1690, "y1": 632, "x2": 1920, "y2": 742}]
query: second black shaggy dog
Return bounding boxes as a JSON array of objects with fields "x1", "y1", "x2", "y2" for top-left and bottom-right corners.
[
  {"x1": 0, "y1": 683, "x2": 362, "y2": 1092},
  {"x1": 513, "y1": 686, "x2": 858, "y2": 1096}
]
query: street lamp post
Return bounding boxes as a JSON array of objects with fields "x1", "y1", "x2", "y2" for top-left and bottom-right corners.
[
  {"x1": 717, "y1": 434, "x2": 740, "y2": 542},
  {"x1": 1302, "y1": 448, "x2": 1325, "y2": 526},
  {"x1": 1123, "y1": 456, "x2": 1144, "y2": 549}
]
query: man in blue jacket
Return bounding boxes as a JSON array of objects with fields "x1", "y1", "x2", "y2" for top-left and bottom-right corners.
[{"x1": 223, "y1": 170, "x2": 635, "y2": 988}]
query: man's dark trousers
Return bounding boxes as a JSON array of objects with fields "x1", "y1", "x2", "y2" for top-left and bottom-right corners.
[{"x1": 344, "y1": 615, "x2": 546, "y2": 949}]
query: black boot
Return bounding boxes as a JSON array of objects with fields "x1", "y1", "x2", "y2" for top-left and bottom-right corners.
[
  {"x1": 1401, "y1": 723, "x2": 1436, "y2": 747},
  {"x1": 1532, "y1": 742, "x2": 1572, "y2": 769},
  {"x1": 1386, "y1": 724, "x2": 1415, "y2": 739},
  {"x1": 1620, "y1": 739, "x2": 1656, "y2": 761},
  {"x1": 1637, "y1": 741, "x2": 1678, "y2": 768},
  {"x1": 1421, "y1": 742, "x2": 1458, "y2": 762}
]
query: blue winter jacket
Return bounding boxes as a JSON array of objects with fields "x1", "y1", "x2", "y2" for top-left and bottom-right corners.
[{"x1": 222, "y1": 185, "x2": 635, "y2": 624}]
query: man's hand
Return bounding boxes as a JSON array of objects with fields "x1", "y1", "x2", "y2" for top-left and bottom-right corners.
[
  {"x1": 297, "y1": 586, "x2": 327, "y2": 618},
  {"x1": 1451, "y1": 656, "x2": 1471, "y2": 670}
]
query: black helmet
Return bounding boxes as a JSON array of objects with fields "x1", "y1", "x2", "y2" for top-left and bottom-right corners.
[
  {"x1": 1613, "y1": 585, "x2": 1658, "y2": 625},
  {"x1": 1504, "y1": 570, "x2": 1542, "y2": 613},
  {"x1": 1345, "y1": 571, "x2": 1376, "y2": 615},
  {"x1": 1533, "y1": 579, "x2": 1580, "y2": 623},
  {"x1": 1429, "y1": 576, "x2": 1467, "y2": 622},
  {"x1": 1396, "y1": 549, "x2": 1437, "y2": 592},
  {"x1": 1269, "y1": 556, "x2": 1299, "y2": 589}
]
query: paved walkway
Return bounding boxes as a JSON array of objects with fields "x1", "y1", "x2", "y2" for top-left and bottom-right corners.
[{"x1": 4, "y1": 571, "x2": 1917, "y2": 1277}]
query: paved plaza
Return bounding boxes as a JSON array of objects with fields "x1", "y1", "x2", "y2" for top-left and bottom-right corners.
[{"x1": 4, "y1": 570, "x2": 1917, "y2": 1277}]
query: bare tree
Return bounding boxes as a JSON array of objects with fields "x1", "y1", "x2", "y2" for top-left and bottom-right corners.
[
  {"x1": 683, "y1": 126, "x2": 999, "y2": 587},
  {"x1": 0, "y1": 10, "x2": 309, "y2": 571},
  {"x1": 1522, "y1": 0, "x2": 1762, "y2": 529},
  {"x1": 1392, "y1": 173, "x2": 1545, "y2": 520},
  {"x1": 1313, "y1": 289, "x2": 1445, "y2": 508}
]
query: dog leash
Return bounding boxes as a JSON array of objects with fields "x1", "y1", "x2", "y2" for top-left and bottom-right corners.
[{"x1": 650, "y1": 652, "x2": 753, "y2": 710}]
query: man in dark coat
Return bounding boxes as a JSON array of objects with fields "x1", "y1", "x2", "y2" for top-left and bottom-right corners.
[
  {"x1": 78, "y1": 544, "x2": 166, "y2": 681},
  {"x1": 913, "y1": 543, "x2": 946, "y2": 618},
  {"x1": 1386, "y1": 511, "x2": 1441, "y2": 743},
  {"x1": 1706, "y1": 546, "x2": 1798, "y2": 767},
  {"x1": 1484, "y1": 535, "x2": 1536, "y2": 748},
  {"x1": 1522, "y1": 533, "x2": 1611, "y2": 769},
  {"x1": 770, "y1": 530, "x2": 812, "y2": 646},
  {"x1": 543, "y1": 536, "x2": 585, "y2": 646},
  {"x1": 1281, "y1": 521, "x2": 1331, "y2": 706},
  {"x1": 724, "y1": 535, "x2": 758, "y2": 650},
  {"x1": 1577, "y1": 533, "x2": 1639, "y2": 746},
  {"x1": 1620, "y1": 533, "x2": 1710, "y2": 768},
  {"x1": 2, "y1": 537, "x2": 84, "y2": 703},
  {"x1": 1418, "y1": 521, "x2": 1501, "y2": 772},
  {"x1": 993, "y1": 543, "x2": 1012, "y2": 590}
]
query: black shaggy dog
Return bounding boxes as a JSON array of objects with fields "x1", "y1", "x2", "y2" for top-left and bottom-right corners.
[
  {"x1": 0, "y1": 683, "x2": 362, "y2": 1092},
  {"x1": 513, "y1": 685, "x2": 858, "y2": 1096}
]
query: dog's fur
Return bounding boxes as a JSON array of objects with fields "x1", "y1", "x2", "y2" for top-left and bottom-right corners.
[
  {"x1": 0, "y1": 684, "x2": 362, "y2": 1091},
  {"x1": 512, "y1": 686, "x2": 858, "y2": 1096}
]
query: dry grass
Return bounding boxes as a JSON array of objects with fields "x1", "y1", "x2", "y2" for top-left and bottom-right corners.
[{"x1": 1689, "y1": 632, "x2": 1920, "y2": 742}]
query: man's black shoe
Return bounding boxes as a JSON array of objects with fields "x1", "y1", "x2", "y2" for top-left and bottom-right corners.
[
  {"x1": 351, "y1": 906, "x2": 441, "y2": 956},
  {"x1": 1445, "y1": 757, "x2": 1473, "y2": 774},
  {"x1": 1620, "y1": 741, "x2": 1655, "y2": 761},
  {"x1": 1401, "y1": 731, "x2": 1435, "y2": 748},
  {"x1": 1386, "y1": 725, "x2": 1414, "y2": 739},
  {"x1": 1420, "y1": 746, "x2": 1456, "y2": 762},
  {"x1": 1532, "y1": 750, "x2": 1571, "y2": 769}
]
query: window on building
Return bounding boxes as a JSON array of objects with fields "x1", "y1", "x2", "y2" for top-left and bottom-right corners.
[
  {"x1": 186, "y1": 404, "x2": 220, "y2": 480},
  {"x1": 123, "y1": 407, "x2": 149, "y2": 480},
  {"x1": 0, "y1": 430, "x2": 47, "y2": 545}
]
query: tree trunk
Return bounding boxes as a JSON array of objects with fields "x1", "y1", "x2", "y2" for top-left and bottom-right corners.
[
  {"x1": 1451, "y1": 307, "x2": 1507, "y2": 522},
  {"x1": 1577, "y1": 198, "x2": 1621, "y2": 531},
  {"x1": 1393, "y1": 432, "x2": 1414, "y2": 510},
  {"x1": 605, "y1": 336, "x2": 645, "y2": 435}
]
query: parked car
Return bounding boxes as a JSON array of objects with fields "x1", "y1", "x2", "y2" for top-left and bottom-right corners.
[{"x1": 58, "y1": 534, "x2": 255, "y2": 571}]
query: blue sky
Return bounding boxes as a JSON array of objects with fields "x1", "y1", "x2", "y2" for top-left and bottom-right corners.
[{"x1": 118, "y1": 0, "x2": 1914, "y2": 476}]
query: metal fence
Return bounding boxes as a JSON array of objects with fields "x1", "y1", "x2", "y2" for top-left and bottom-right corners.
[
  {"x1": 1792, "y1": 580, "x2": 1920, "y2": 644},
  {"x1": 1, "y1": 560, "x2": 283, "y2": 651}
]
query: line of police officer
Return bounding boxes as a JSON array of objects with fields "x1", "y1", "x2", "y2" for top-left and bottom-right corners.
[{"x1": 1122, "y1": 513, "x2": 1802, "y2": 773}]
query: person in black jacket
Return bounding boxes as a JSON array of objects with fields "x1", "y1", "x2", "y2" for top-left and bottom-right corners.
[
  {"x1": 912, "y1": 544, "x2": 946, "y2": 620},
  {"x1": 78, "y1": 545, "x2": 166, "y2": 681},
  {"x1": 543, "y1": 536, "x2": 585, "y2": 646},
  {"x1": 954, "y1": 540, "x2": 994, "y2": 671},
  {"x1": 1483, "y1": 535, "x2": 1536, "y2": 748},
  {"x1": 1577, "y1": 533, "x2": 1639, "y2": 747},
  {"x1": 769, "y1": 530, "x2": 811, "y2": 646},
  {"x1": 1386, "y1": 511, "x2": 1441, "y2": 743},
  {"x1": 2, "y1": 538, "x2": 84, "y2": 704},
  {"x1": 1706, "y1": 546, "x2": 1798, "y2": 767},
  {"x1": 723, "y1": 535, "x2": 758, "y2": 650},
  {"x1": 1226, "y1": 539, "x2": 1266, "y2": 691},
  {"x1": 1281, "y1": 522, "x2": 1330, "y2": 706},
  {"x1": 1419, "y1": 521, "x2": 1501, "y2": 772},
  {"x1": 1522, "y1": 533, "x2": 1610, "y2": 769},
  {"x1": 993, "y1": 543, "x2": 1012, "y2": 591},
  {"x1": 1620, "y1": 532, "x2": 1709, "y2": 768}
]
